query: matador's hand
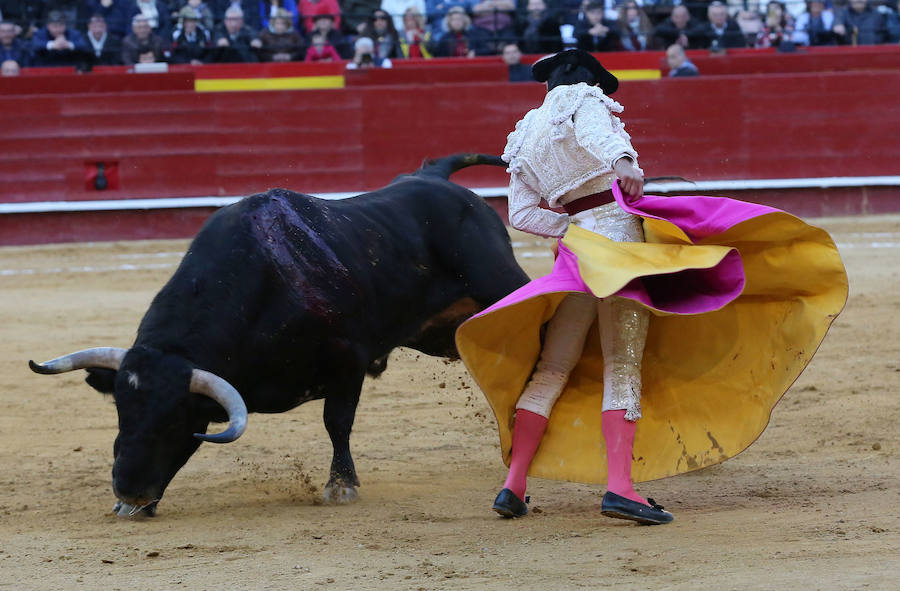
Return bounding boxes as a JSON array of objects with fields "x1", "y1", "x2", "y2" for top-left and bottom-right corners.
[{"x1": 614, "y1": 158, "x2": 644, "y2": 202}]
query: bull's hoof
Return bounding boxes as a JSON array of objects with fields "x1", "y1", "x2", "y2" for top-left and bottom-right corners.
[
  {"x1": 323, "y1": 483, "x2": 359, "y2": 505},
  {"x1": 112, "y1": 500, "x2": 157, "y2": 518}
]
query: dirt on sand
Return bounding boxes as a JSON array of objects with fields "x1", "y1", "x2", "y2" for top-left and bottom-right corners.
[{"x1": 0, "y1": 216, "x2": 897, "y2": 591}]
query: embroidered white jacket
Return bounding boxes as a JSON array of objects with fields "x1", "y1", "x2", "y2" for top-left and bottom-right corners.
[{"x1": 502, "y1": 82, "x2": 640, "y2": 238}]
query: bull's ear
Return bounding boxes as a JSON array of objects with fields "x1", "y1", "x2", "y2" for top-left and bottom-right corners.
[{"x1": 85, "y1": 367, "x2": 117, "y2": 394}]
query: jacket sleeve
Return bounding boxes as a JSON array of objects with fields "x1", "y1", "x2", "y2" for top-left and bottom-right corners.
[
  {"x1": 572, "y1": 95, "x2": 638, "y2": 171},
  {"x1": 507, "y1": 173, "x2": 570, "y2": 239}
]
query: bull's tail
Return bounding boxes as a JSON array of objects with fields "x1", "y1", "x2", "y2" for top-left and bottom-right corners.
[
  {"x1": 645, "y1": 176, "x2": 694, "y2": 184},
  {"x1": 414, "y1": 153, "x2": 506, "y2": 180}
]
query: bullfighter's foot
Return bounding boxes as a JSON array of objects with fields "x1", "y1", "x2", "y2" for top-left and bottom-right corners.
[
  {"x1": 112, "y1": 500, "x2": 158, "y2": 518},
  {"x1": 323, "y1": 482, "x2": 359, "y2": 504},
  {"x1": 600, "y1": 492, "x2": 673, "y2": 525},
  {"x1": 492, "y1": 488, "x2": 528, "y2": 518}
]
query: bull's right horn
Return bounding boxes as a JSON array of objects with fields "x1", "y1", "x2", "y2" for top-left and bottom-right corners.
[
  {"x1": 29, "y1": 347, "x2": 127, "y2": 374},
  {"x1": 190, "y1": 369, "x2": 248, "y2": 444}
]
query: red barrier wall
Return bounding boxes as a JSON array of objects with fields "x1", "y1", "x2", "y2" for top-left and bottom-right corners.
[
  {"x1": 2, "y1": 50, "x2": 900, "y2": 245},
  {"x1": 3, "y1": 70, "x2": 897, "y2": 201}
]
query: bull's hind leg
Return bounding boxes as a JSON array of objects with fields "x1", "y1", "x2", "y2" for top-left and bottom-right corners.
[{"x1": 322, "y1": 368, "x2": 366, "y2": 504}]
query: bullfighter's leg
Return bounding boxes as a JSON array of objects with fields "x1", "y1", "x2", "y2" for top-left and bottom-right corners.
[
  {"x1": 597, "y1": 295, "x2": 648, "y2": 503},
  {"x1": 493, "y1": 293, "x2": 596, "y2": 517},
  {"x1": 322, "y1": 368, "x2": 366, "y2": 504},
  {"x1": 597, "y1": 296, "x2": 673, "y2": 524}
]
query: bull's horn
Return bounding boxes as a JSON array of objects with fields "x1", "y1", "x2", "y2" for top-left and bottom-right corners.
[
  {"x1": 190, "y1": 369, "x2": 248, "y2": 444},
  {"x1": 29, "y1": 347, "x2": 126, "y2": 374}
]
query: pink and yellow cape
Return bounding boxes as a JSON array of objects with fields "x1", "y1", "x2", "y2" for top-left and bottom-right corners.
[{"x1": 456, "y1": 183, "x2": 848, "y2": 484}]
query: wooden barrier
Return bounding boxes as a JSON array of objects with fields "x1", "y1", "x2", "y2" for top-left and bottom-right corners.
[{"x1": 2, "y1": 47, "x2": 900, "y2": 245}]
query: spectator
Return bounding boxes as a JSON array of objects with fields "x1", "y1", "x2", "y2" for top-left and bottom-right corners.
[
  {"x1": 31, "y1": 10, "x2": 90, "y2": 66},
  {"x1": 0, "y1": 19, "x2": 31, "y2": 67},
  {"x1": 792, "y1": 0, "x2": 835, "y2": 46},
  {"x1": 576, "y1": 1, "x2": 622, "y2": 52},
  {"x1": 755, "y1": 1, "x2": 795, "y2": 48},
  {"x1": 558, "y1": 0, "x2": 586, "y2": 28},
  {"x1": 85, "y1": 13, "x2": 124, "y2": 64},
  {"x1": 501, "y1": 41, "x2": 531, "y2": 81},
  {"x1": 0, "y1": 1, "x2": 40, "y2": 38},
  {"x1": 886, "y1": 0, "x2": 900, "y2": 43},
  {"x1": 299, "y1": 0, "x2": 341, "y2": 33},
  {"x1": 617, "y1": 0, "x2": 654, "y2": 51},
  {"x1": 666, "y1": 42, "x2": 698, "y2": 76},
  {"x1": 87, "y1": 0, "x2": 132, "y2": 37},
  {"x1": 128, "y1": 0, "x2": 174, "y2": 38},
  {"x1": 259, "y1": 6, "x2": 304, "y2": 59},
  {"x1": 342, "y1": 0, "x2": 381, "y2": 34},
  {"x1": 212, "y1": 0, "x2": 261, "y2": 30},
  {"x1": 1, "y1": 57, "x2": 19, "y2": 75},
  {"x1": 212, "y1": 5, "x2": 262, "y2": 60},
  {"x1": 692, "y1": 1, "x2": 747, "y2": 50},
  {"x1": 359, "y1": 8, "x2": 402, "y2": 59},
  {"x1": 171, "y1": 5, "x2": 211, "y2": 63},
  {"x1": 430, "y1": 5, "x2": 478, "y2": 56},
  {"x1": 686, "y1": 0, "x2": 716, "y2": 22},
  {"x1": 305, "y1": 13, "x2": 350, "y2": 57},
  {"x1": 346, "y1": 34, "x2": 392, "y2": 66},
  {"x1": 304, "y1": 31, "x2": 340, "y2": 58},
  {"x1": 518, "y1": 0, "x2": 562, "y2": 55},
  {"x1": 423, "y1": 0, "x2": 473, "y2": 36},
  {"x1": 471, "y1": 0, "x2": 517, "y2": 55},
  {"x1": 258, "y1": 0, "x2": 300, "y2": 31},
  {"x1": 728, "y1": 0, "x2": 764, "y2": 45},
  {"x1": 833, "y1": 0, "x2": 886, "y2": 45},
  {"x1": 122, "y1": 13, "x2": 168, "y2": 64},
  {"x1": 399, "y1": 6, "x2": 433, "y2": 57},
  {"x1": 382, "y1": 0, "x2": 426, "y2": 33},
  {"x1": 39, "y1": 1, "x2": 93, "y2": 31},
  {"x1": 653, "y1": 4, "x2": 696, "y2": 49},
  {"x1": 181, "y1": 0, "x2": 216, "y2": 30}
]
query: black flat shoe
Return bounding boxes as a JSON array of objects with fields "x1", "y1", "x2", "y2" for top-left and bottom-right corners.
[
  {"x1": 601, "y1": 491, "x2": 673, "y2": 525},
  {"x1": 492, "y1": 488, "x2": 528, "y2": 518}
]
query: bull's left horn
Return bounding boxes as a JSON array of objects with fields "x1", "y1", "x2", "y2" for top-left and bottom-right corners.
[
  {"x1": 190, "y1": 369, "x2": 248, "y2": 443},
  {"x1": 29, "y1": 347, "x2": 127, "y2": 374}
]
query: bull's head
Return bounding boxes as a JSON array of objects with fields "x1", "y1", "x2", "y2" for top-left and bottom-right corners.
[{"x1": 29, "y1": 346, "x2": 247, "y2": 517}]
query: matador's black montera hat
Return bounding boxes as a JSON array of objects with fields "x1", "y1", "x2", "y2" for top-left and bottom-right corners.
[{"x1": 531, "y1": 49, "x2": 619, "y2": 95}]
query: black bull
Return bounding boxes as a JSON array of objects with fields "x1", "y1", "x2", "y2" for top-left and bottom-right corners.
[{"x1": 29, "y1": 154, "x2": 530, "y2": 516}]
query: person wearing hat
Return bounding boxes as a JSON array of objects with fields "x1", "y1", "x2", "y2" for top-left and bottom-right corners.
[
  {"x1": 298, "y1": 0, "x2": 341, "y2": 34},
  {"x1": 305, "y1": 12, "x2": 350, "y2": 58},
  {"x1": 30, "y1": 10, "x2": 90, "y2": 66},
  {"x1": 476, "y1": 48, "x2": 666, "y2": 524},
  {"x1": 171, "y1": 5, "x2": 211, "y2": 64},
  {"x1": 455, "y1": 48, "x2": 848, "y2": 524},
  {"x1": 182, "y1": 0, "x2": 216, "y2": 32}
]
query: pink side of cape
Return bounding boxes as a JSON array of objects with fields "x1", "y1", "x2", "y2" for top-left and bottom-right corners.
[{"x1": 479, "y1": 183, "x2": 780, "y2": 317}]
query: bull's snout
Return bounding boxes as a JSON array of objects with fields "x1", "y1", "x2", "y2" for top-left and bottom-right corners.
[
  {"x1": 111, "y1": 479, "x2": 160, "y2": 518},
  {"x1": 112, "y1": 460, "x2": 162, "y2": 515}
]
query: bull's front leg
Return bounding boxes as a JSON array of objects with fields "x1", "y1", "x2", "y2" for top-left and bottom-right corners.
[{"x1": 322, "y1": 369, "x2": 365, "y2": 504}]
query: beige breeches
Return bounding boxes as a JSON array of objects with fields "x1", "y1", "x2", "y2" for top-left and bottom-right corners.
[{"x1": 515, "y1": 202, "x2": 649, "y2": 421}]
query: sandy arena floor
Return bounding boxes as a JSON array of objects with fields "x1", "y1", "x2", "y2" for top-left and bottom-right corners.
[{"x1": 0, "y1": 215, "x2": 897, "y2": 590}]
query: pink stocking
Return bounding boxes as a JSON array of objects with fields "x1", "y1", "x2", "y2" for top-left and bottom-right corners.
[
  {"x1": 602, "y1": 409, "x2": 648, "y2": 506},
  {"x1": 502, "y1": 409, "x2": 548, "y2": 499}
]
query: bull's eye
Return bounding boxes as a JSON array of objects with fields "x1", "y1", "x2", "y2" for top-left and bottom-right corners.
[{"x1": 126, "y1": 372, "x2": 140, "y2": 389}]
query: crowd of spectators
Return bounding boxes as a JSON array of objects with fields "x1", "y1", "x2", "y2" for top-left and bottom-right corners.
[{"x1": 1, "y1": 0, "x2": 900, "y2": 75}]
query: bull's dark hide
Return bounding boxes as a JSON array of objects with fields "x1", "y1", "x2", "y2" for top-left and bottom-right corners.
[{"x1": 32, "y1": 154, "x2": 530, "y2": 515}]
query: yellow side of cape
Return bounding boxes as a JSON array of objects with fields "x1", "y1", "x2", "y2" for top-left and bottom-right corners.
[{"x1": 455, "y1": 212, "x2": 848, "y2": 484}]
